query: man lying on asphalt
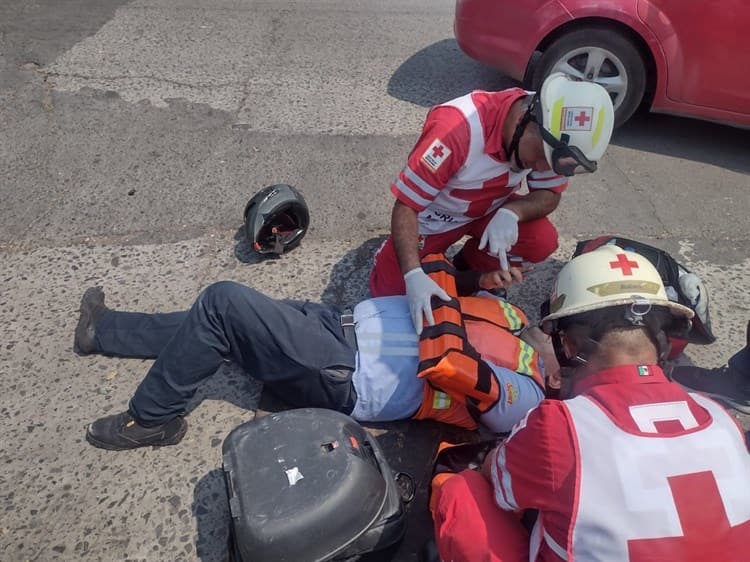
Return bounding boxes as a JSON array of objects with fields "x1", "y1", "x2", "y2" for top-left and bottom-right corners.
[{"x1": 75, "y1": 254, "x2": 555, "y2": 450}]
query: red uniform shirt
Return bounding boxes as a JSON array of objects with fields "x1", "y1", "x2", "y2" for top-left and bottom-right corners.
[
  {"x1": 391, "y1": 88, "x2": 568, "y2": 235},
  {"x1": 489, "y1": 364, "x2": 750, "y2": 561}
]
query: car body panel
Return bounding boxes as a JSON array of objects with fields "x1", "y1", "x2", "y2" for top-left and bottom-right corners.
[
  {"x1": 637, "y1": 0, "x2": 750, "y2": 114},
  {"x1": 454, "y1": 0, "x2": 573, "y2": 80},
  {"x1": 454, "y1": 0, "x2": 750, "y2": 127}
]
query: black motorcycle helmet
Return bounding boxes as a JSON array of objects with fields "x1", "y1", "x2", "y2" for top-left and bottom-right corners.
[{"x1": 243, "y1": 184, "x2": 310, "y2": 255}]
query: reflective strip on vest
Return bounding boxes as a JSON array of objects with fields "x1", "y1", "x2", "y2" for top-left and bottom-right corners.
[
  {"x1": 432, "y1": 391, "x2": 451, "y2": 410},
  {"x1": 517, "y1": 340, "x2": 536, "y2": 377},
  {"x1": 497, "y1": 299, "x2": 524, "y2": 332}
]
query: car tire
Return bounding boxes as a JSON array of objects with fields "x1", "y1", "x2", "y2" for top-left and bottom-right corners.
[{"x1": 532, "y1": 27, "x2": 646, "y2": 127}]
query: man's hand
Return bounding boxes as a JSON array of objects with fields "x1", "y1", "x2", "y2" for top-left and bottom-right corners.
[
  {"x1": 478, "y1": 267, "x2": 526, "y2": 291},
  {"x1": 403, "y1": 268, "x2": 451, "y2": 335},
  {"x1": 478, "y1": 208, "x2": 519, "y2": 270}
]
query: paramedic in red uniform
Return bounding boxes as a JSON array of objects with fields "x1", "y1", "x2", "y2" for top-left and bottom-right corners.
[
  {"x1": 370, "y1": 73, "x2": 615, "y2": 334},
  {"x1": 431, "y1": 245, "x2": 750, "y2": 562}
]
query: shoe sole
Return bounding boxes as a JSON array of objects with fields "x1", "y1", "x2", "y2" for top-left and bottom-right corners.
[
  {"x1": 73, "y1": 287, "x2": 103, "y2": 356},
  {"x1": 86, "y1": 419, "x2": 188, "y2": 451},
  {"x1": 72, "y1": 306, "x2": 93, "y2": 356},
  {"x1": 676, "y1": 384, "x2": 750, "y2": 415}
]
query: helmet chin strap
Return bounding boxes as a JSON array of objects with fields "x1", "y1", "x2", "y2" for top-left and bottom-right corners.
[{"x1": 506, "y1": 99, "x2": 535, "y2": 170}]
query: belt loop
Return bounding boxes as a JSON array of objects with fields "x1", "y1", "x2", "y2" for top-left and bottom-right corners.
[{"x1": 340, "y1": 310, "x2": 357, "y2": 350}]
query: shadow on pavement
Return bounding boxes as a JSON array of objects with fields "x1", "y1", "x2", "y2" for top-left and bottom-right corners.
[
  {"x1": 320, "y1": 236, "x2": 387, "y2": 308},
  {"x1": 193, "y1": 468, "x2": 231, "y2": 562},
  {"x1": 612, "y1": 110, "x2": 750, "y2": 175},
  {"x1": 506, "y1": 256, "x2": 565, "y2": 325},
  {"x1": 387, "y1": 38, "x2": 518, "y2": 108},
  {"x1": 355, "y1": 420, "x2": 477, "y2": 562},
  {"x1": 184, "y1": 363, "x2": 264, "y2": 418}
]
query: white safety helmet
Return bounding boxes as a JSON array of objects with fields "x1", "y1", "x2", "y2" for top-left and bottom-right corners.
[
  {"x1": 542, "y1": 245, "x2": 694, "y2": 324},
  {"x1": 536, "y1": 72, "x2": 615, "y2": 176}
]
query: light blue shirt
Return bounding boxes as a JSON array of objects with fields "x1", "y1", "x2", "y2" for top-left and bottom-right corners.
[{"x1": 350, "y1": 296, "x2": 424, "y2": 422}]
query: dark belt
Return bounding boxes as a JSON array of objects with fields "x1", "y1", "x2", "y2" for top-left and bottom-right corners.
[{"x1": 340, "y1": 311, "x2": 357, "y2": 351}]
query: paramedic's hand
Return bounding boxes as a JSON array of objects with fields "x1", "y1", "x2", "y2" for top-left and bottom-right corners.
[
  {"x1": 479, "y1": 267, "x2": 526, "y2": 291},
  {"x1": 478, "y1": 208, "x2": 519, "y2": 271},
  {"x1": 404, "y1": 267, "x2": 451, "y2": 335}
]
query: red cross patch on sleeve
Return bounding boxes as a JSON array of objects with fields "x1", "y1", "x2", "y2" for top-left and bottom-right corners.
[{"x1": 421, "y1": 138, "x2": 452, "y2": 171}]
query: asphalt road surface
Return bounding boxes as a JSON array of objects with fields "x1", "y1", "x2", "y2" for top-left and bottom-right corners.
[{"x1": 1, "y1": 1, "x2": 748, "y2": 560}]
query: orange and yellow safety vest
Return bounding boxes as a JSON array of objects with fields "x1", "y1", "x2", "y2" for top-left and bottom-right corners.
[{"x1": 412, "y1": 254, "x2": 545, "y2": 429}]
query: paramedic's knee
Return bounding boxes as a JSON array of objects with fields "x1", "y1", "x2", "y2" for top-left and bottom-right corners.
[
  {"x1": 433, "y1": 470, "x2": 491, "y2": 524},
  {"x1": 369, "y1": 237, "x2": 405, "y2": 296},
  {"x1": 433, "y1": 470, "x2": 529, "y2": 562},
  {"x1": 513, "y1": 218, "x2": 558, "y2": 263}
]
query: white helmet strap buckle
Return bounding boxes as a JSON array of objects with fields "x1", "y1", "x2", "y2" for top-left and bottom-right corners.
[{"x1": 624, "y1": 296, "x2": 653, "y2": 327}]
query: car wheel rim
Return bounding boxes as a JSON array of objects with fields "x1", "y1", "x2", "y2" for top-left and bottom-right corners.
[{"x1": 551, "y1": 47, "x2": 628, "y2": 112}]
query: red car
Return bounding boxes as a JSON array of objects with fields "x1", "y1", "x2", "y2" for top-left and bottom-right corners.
[{"x1": 454, "y1": 0, "x2": 750, "y2": 128}]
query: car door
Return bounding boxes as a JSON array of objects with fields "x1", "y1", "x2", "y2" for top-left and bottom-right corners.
[{"x1": 637, "y1": 0, "x2": 750, "y2": 114}]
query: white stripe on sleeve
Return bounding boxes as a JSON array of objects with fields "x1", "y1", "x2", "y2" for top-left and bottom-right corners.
[
  {"x1": 403, "y1": 166, "x2": 441, "y2": 198},
  {"x1": 394, "y1": 178, "x2": 431, "y2": 208},
  {"x1": 527, "y1": 174, "x2": 567, "y2": 190},
  {"x1": 528, "y1": 170, "x2": 558, "y2": 179}
]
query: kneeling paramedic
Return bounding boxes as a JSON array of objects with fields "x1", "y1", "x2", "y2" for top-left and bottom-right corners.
[
  {"x1": 76, "y1": 254, "x2": 552, "y2": 450},
  {"x1": 370, "y1": 73, "x2": 615, "y2": 337},
  {"x1": 431, "y1": 245, "x2": 750, "y2": 562}
]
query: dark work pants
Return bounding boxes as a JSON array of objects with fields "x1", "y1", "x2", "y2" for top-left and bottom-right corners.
[{"x1": 93, "y1": 281, "x2": 357, "y2": 425}]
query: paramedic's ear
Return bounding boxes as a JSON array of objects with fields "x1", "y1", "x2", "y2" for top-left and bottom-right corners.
[
  {"x1": 546, "y1": 369, "x2": 562, "y2": 391},
  {"x1": 559, "y1": 331, "x2": 577, "y2": 360}
]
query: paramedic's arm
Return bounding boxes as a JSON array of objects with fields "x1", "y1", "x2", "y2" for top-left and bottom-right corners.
[
  {"x1": 392, "y1": 201, "x2": 422, "y2": 275},
  {"x1": 509, "y1": 169, "x2": 568, "y2": 221},
  {"x1": 390, "y1": 106, "x2": 469, "y2": 276},
  {"x1": 481, "y1": 401, "x2": 573, "y2": 511},
  {"x1": 502, "y1": 190, "x2": 560, "y2": 222}
]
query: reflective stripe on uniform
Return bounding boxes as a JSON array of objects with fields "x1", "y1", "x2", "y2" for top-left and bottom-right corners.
[
  {"x1": 497, "y1": 299, "x2": 523, "y2": 332},
  {"x1": 517, "y1": 340, "x2": 536, "y2": 377},
  {"x1": 492, "y1": 446, "x2": 519, "y2": 510},
  {"x1": 433, "y1": 391, "x2": 451, "y2": 410}
]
